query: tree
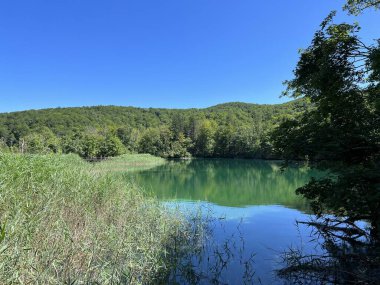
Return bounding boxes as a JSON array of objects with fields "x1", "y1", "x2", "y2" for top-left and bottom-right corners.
[
  {"x1": 116, "y1": 127, "x2": 141, "y2": 152},
  {"x1": 185, "y1": 114, "x2": 200, "y2": 142},
  {"x1": 194, "y1": 120, "x2": 216, "y2": 157},
  {"x1": 274, "y1": 5, "x2": 380, "y2": 283},
  {"x1": 138, "y1": 127, "x2": 171, "y2": 157},
  {"x1": 344, "y1": 0, "x2": 380, "y2": 15},
  {"x1": 273, "y1": 12, "x2": 380, "y2": 237},
  {"x1": 99, "y1": 135, "x2": 126, "y2": 157},
  {"x1": 231, "y1": 126, "x2": 261, "y2": 158},
  {"x1": 61, "y1": 132, "x2": 85, "y2": 157},
  {"x1": 214, "y1": 124, "x2": 235, "y2": 157},
  {"x1": 170, "y1": 112, "x2": 186, "y2": 140},
  {"x1": 22, "y1": 127, "x2": 61, "y2": 154},
  {"x1": 81, "y1": 133, "x2": 103, "y2": 158},
  {"x1": 170, "y1": 133, "x2": 192, "y2": 158}
]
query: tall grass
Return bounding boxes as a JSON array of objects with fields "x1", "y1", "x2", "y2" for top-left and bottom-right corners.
[
  {"x1": 92, "y1": 154, "x2": 166, "y2": 173},
  {"x1": 0, "y1": 152, "x2": 188, "y2": 284}
]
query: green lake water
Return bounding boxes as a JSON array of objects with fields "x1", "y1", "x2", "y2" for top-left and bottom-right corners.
[{"x1": 129, "y1": 159, "x2": 324, "y2": 284}]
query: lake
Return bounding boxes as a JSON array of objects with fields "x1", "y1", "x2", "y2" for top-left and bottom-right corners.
[{"x1": 129, "y1": 159, "x2": 323, "y2": 284}]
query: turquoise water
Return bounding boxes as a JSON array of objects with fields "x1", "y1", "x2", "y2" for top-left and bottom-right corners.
[{"x1": 130, "y1": 159, "x2": 323, "y2": 284}]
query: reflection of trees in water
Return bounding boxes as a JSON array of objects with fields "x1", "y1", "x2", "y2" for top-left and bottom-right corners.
[
  {"x1": 278, "y1": 215, "x2": 380, "y2": 284},
  {"x1": 158, "y1": 205, "x2": 259, "y2": 285},
  {"x1": 130, "y1": 159, "x2": 321, "y2": 211}
]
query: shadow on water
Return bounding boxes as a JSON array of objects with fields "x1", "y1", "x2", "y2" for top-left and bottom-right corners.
[{"x1": 277, "y1": 215, "x2": 380, "y2": 285}]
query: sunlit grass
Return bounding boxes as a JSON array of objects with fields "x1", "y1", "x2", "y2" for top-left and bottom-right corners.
[
  {"x1": 92, "y1": 154, "x2": 167, "y2": 173},
  {"x1": 0, "y1": 152, "x2": 188, "y2": 284}
]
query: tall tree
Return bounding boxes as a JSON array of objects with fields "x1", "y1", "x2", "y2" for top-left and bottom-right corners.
[
  {"x1": 194, "y1": 120, "x2": 217, "y2": 157},
  {"x1": 273, "y1": 12, "x2": 380, "y2": 237},
  {"x1": 275, "y1": 5, "x2": 380, "y2": 283}
]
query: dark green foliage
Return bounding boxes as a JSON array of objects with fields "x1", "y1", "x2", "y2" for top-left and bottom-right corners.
[
  {"x1": 138, "y1": 127, "x2": 171, "y2": 157},
  {"x1": 61, "y1": 132, "x2": 86, "y2": 157},
  {"x1": 277, "y1": 12, "x2": 378, "y2": 162},
  {"x1": 272, "y1": 13, "x2": 380, "y2": 238},
  {"x1": 0, "y1": 101, "x2": 306, "y2": 158},
  {"x1": 0, "y1": 221, "x2": 5, "y2": 244},
  {"x1": 275, "y1": 3, "x2": 380, "y2": 283},
  {"x1": 344, "y1": 0, "x2": 380, "y2": 14},
  {"x1": 99, "y1": 135, "x2": 126, "y2": 157},
  {"x1": 116, "y1": 126, "x2": 140, "y2": 152}
]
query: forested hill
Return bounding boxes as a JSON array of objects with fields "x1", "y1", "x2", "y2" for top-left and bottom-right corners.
[{"x1": 0, "y1": 99, "x2": 308, "y2": 158}]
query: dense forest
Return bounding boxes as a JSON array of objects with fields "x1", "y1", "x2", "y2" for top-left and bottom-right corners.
[{"x1": 0, "y1": 100, "x2": 308, "y2": 159}]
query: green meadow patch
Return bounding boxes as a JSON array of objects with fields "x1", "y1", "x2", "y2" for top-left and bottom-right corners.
[{"x1": 91, "y1": 154, "x2": 167, "y2": 173}]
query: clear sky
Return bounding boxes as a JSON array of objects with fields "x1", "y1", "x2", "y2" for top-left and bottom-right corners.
[{"x1": 0, "y1": 0, "x2": 379, "y2": 112}]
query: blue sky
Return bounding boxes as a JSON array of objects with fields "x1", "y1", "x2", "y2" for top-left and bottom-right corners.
[{"x1": 0, "y1": 0, "x2": 379, "y2": 112}]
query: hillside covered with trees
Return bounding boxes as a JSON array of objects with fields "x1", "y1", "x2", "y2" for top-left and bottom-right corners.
[{"x1": 0, "y1": 99, "x2": 308, "y2": 159}]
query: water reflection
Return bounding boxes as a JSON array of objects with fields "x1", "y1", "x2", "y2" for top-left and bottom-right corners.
[
  {"x1": 278, "y1": 215, "x2": 380, "y2": 284},
  {"x1": 124, "y1": 159, "x2": 325, "y2": 284},
  {"x1": 129, "y1": 159, "x2": 321, "y2": 211}
]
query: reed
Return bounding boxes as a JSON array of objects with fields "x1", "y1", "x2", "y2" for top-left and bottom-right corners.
[{"x1": 0, "y1": 152, "x2": 187, "y2": 284}]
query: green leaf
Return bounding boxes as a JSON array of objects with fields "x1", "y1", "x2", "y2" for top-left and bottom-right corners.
[{"x1": 0, "y1": 221, "x2": 6, "y2": 244}]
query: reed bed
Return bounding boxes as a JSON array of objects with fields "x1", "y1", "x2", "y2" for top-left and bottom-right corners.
[{"x1": 0, "y1": 153, "x2": 188, "y2": 284}]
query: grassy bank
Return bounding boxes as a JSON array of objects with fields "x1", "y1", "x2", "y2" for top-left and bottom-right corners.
[
  {"x1": 92, "y1": 154, "x2": 166, "y2": 173},
  {"x1": 0, "y1": 153, "x2": 188, "y2": 284}
]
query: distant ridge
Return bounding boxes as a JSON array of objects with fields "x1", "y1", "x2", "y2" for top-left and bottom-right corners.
[
  {"x1": 0, "y1": 99, "x2": 301, "y2": 115},
  {"x1": 0, "y1": 99, "x2": 309, "y2": 155},
  {"x1": 0, "y1": 100, "x2": 308, "y2": 131}
]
